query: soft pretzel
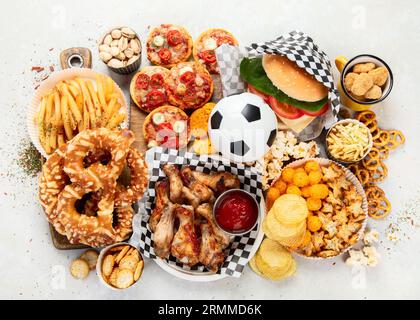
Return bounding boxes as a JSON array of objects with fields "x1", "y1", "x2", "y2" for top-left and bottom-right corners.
[{"x1": 39, "y1": 128, "x2": 148, "y2": 247}]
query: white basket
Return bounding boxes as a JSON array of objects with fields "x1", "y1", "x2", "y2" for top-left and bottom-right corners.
[
  {"x1": 282, "y1": 158, "x2": 368, "y2": 260},
  {"x1": 27, "y1": 68, "x2": 129, "y2": 158}
]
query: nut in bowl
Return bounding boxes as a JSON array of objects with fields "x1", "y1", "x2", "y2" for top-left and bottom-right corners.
[
  {"x1": 326, "y1": 119, "x2": 373, "y2": 164},
  {"x1": 99, "y1": 26, "x2": 142, "y2": 74},
  {"x1": 97, "y1": 243, "x2": 145, "y2": 290}
]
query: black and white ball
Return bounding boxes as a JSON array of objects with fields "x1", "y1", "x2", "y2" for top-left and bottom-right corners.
[{"x1": 209, "y1": 93, "x2": 278, "y2": 163}]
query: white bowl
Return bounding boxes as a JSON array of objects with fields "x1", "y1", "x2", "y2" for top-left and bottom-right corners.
[
  {"x1": 27, "y1": 68, "x2": 129, "y2": 158},
  {"x1": 96, "y1": 242, "x2": 144, "y2": 291}
]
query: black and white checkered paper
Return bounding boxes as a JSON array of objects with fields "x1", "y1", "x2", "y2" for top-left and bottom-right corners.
[
  {"x1": 216, "y1": 30, "x2": 341, "y2": 141},
  {"x1": 131, "y1": 147, "x2": 263, "y2": 278}
]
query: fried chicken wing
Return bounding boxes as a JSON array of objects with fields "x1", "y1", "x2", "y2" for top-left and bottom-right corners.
[
  {"x1": 150, "y1": 179, "x2": 171, "y2": 232},
  {"x1": 196, "y1": 203, "x2": 230, "y2": 249},
  {"x1": 191, "y1": 171, "x2": 241, "y2": 195},
  {"x1": 199, "y1": 223, "x2": 225, "y2": 272},
  {"x1": 153, "y1": 203, "x2": 176, "y2": 259},
  {"x1": 171, "y1": 206, "x2": 200, "y2": 267},
  {"x1": 181, "y1": 167, "x2": 215, "y2": 208},
  {"x1": 163, "y1": 164, "x2": 184, "y2": 204}
]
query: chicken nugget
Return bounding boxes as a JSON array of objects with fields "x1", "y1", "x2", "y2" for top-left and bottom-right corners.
[
  {"x1": 344, "y1": 72, "x2": 358, "y2": 92},
  {"x1": 369, "y1": 67, "x2": 388, "y2": 86},
  {"x1": 353, "y1": 63, "x2": 376, "y2": 74},
  {"x1": 351, "y1": 73, "x2": 374, "y2": 96},
  {"x1": 365, "y1": 85, "x2": 382, "y2": 100}
]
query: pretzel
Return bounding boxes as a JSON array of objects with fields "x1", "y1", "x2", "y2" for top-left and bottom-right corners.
[
  {"x1": 373, "y1": 130, "x2": 391, "y2": 147},
  {"x1": 39, "y1": 145, "x2": 69, "y2": 235},
  {"x1": 64, "y1": 129, "x2": 135, "y2": 192},
  {"x1": 39, "y1": 128, "x2": 148, "y2": 247},
  {"x1": 114, "y1": 148, "x2": 149, "y2": 208},
  {"x1": 348, "y1": 164, "x2": 370, "y2": 186},
  {"x1": 387, "y1": 130, "x2": 406, "y2": 150},
  {"x1": 369, "y1": 160, "x2": 388, "y2": 183},
  {"x1": 365, "y1": 185, "x2": 391, "y2": 219}
]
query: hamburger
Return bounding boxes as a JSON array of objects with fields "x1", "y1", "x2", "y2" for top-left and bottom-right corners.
[{"x1": 240, "y1": 55, "x2": 329, "y2": 133}]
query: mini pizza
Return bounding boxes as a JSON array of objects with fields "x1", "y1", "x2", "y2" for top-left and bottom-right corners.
[
  {"x1": 193, "y1": 28, "x2": 239, "y2": 74},
  {"x1": 130, "y1": 66, "x2": 170, "y2": 113},
  {"x1": 143, "y1": 105, "x2": 190, "y2": 149},
  {"x1": 166, "y1": 62, "x2": 214, "y2": 110},
  {"x1": 147, "y1": 24, "x2": 193, "y2": 68}
]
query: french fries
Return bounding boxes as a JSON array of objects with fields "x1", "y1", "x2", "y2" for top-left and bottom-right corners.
[{"x1": 36, "y1": 75, "x2": 126, "y2": 155}]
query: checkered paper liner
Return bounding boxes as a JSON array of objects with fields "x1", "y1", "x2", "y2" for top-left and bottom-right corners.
[
  {"x1": 130, "y1": 147, "x2": 264, "y2": 278},
  {"x1": 216, "y1": 30, "x2": 341, "y2": 141}
]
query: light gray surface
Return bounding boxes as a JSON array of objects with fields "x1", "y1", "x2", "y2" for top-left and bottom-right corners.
[{"x1": 0, "y1": 0, "x2": 419, "y2": 300}]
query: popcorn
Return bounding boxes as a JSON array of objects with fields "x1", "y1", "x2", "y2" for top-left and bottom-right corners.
[
  {"x1": 346, "y1": 249, "x2": 369, "y2": 267},
  {"x1": 363, "y1": 229, "x2": 380, "y2": 246},
  {"x1": 363, "y1": 246, "x2": 380, "y2": 267},
  {"x1": 257, "y1": 130, "x2": 320, "y2": 190}
]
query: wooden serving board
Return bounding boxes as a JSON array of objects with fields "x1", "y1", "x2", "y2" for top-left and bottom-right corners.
[{"x1": 48, "y1": 54, "x2": 223, "y2": 249}]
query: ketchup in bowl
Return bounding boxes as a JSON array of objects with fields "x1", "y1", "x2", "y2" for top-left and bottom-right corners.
[{"x1": 214, "y1": 190, "x2": 259, "y2": 235}]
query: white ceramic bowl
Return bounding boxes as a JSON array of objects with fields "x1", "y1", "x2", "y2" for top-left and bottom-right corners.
[
  {"x1": 96, "y1": 242, "x2": 144, "y2": 291},
  {"x1": 27, "y1": 68, "x2": 129, "y2": 158}
]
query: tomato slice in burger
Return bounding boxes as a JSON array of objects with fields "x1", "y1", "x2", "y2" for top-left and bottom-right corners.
[
  {"x1": 136, "y1": 74, "x2": 150, "y2": 90},
  {"x1": 301, "y1": 102, "x2": 330, "y2": 117},
  {"x1": 180, "y1": 71, "x2": 195, "y2": 84},
  {"x1": 167, "y1": 30, "x2": 183, "y2": 46},
  {"x1": 150, "y1": 73, "x2": 165, "y2": 88},
  {"x1": 268, "y1": 96, "x2": 304, "y2": 120},
  {"x1": 248, "y1": 84, "x2": 269, "y2": 103},
  {"x1": 146, "y1": 90, "x2": 167, "y2": 108},
  {"x1": 158, "y1": 48, "x2": 172, "y2": 63},
  {"x1": 198, "y1": 50, "x2": 217, "y2": 64}
]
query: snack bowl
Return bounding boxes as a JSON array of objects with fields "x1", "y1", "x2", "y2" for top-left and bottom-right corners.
[
  {"x1": 213, "y1": 189, "x2": 260, "y2": 237},
  {"x1": 27, "y1": 68, "x2": 129, "y2": 158},
  {"x1": 325, "y1": 119, "x2": 373, "y2": 165},
  {"x1": 96, "y1": 242, "x2": 144, "y2": 291},
  {"x1": 270, "y1": 158, "x2": 368, "y2": 260},
  {"x1": 98, "y1": 26, "x2": 142, "y2": 75},
  {"x1": 336, "y1": 54, "x2": 393, "y2": 111}
]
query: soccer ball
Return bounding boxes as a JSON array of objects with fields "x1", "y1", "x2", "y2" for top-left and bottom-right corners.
[{"x1": 209, "y1": 93, "x2": 278, "y2": 163}]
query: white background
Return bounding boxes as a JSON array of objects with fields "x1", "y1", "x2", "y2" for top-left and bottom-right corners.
[{"x1": 0, "y1": 0, "x2": 419, "y2": 300}]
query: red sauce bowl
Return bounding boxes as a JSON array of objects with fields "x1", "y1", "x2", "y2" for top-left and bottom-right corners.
[{"x1": 213, "y1": 189, "x2": 260, "y2": 236}]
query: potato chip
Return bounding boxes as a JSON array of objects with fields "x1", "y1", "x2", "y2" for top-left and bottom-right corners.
[
  {"x1": 270, "y1": 194, "x2": 308, "y2": 225},
  {"x1": 258, "y1": 239, "x2": 292, "y2": 271},
  {"x1": 264, "y1": 212, "x2": 306, "y2": 238}
]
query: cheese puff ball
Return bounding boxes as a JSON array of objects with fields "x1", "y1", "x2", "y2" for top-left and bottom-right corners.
[
  {"x1": 281, "y1": 168, "x2": 295, "y2": 184},
  {"x1": 293, "y1": 171, "x2": 310, "y2": 188},
  {"x1": 307, "y1": 216, "x2": 322, "y2": 232},
  {"x1": 308, "y1": 170, "x2": 322, "y2": 185},
  {"x1": 304, "y1": 160, "x2": 320, "y2": 173},
  {"x1": 273, "y1": 179, "x2": 287, "y2": 195},
  {"x1": 286, "y1": 185, "x2": 302, "y2": 196},
  {"x1": 307, "y1": 197, "x2": 322, "y2": 211},
  {"x1": 295, "y1": 168, "x2": 306, "y2": 175},
  {"x1": 266, "y1": 187, "x2": 281, "y2": 211},
  {"x1": 301, "y1": 186, "x2": 312, "y2": 198},
  {"x1": 309, "y1": 184, "x2": 329, "y2": 200}
]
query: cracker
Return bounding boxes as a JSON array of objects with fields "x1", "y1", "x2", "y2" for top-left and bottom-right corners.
[
  {"x1": 134, "y1": 261, "x2": 144, "y2": 282},
  {"x1": 80, "y1": 249, "x2": 99, "y2": 270},
  {"x1": 102, "y1": 254, "x2": 115, "y2": 277},
  {"x1": 115, "y1": 246, "x2": 130, "y2": 264},
  {"x1": 70, "y1": 259, "x2": 90, "y2": 280},
  {"x1": 119, "y1": 255, "x2": 138, "y2": 273},
  {"x1": 115, "y1": 269, "x2": 134, "y2": 289}
]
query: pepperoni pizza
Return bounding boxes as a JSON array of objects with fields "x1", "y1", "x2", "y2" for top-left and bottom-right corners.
[
  {"x1": 193, "y1": 28, "x2": 239, "y2": 74},
  {"x1": 146, "y1": 24, "x2": 193, "y2": 68},
  {"x1": 165, "y1": 62, "x2": 214, "y2": 110}
]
